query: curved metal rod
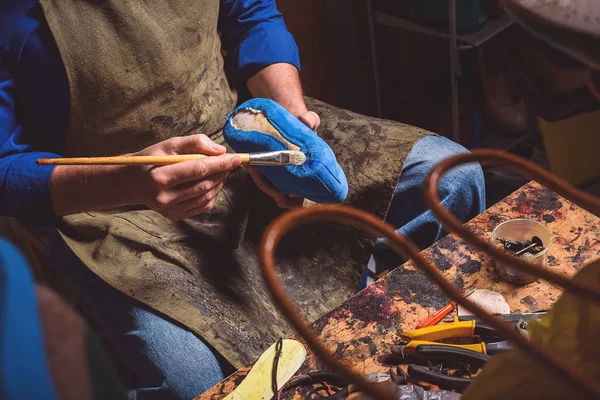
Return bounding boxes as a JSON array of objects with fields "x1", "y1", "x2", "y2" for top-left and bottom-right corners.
[
  {"x1": 260, "y1": 206, "x2": 600, "y2": 399},
  {"x1": 424, "y1": 149, "x2": 600, "y2": 301},
  {"x1": 260, "y1": 148, "x2": 600, "y2": 399}
]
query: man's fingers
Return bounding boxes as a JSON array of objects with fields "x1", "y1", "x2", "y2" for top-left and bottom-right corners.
[
  {"x1": 171, "y1": 196, "x2": 219, "y2": 221},
  {"x1": 175, "y1": 181, "x2": 225, "y2": 213},
  {"x1": 275, "y1": 196, "x2": 304, "y2": 209},
  {"x1": 153, "y1": 171, "x2": 228, "y2": 207},
  {"x1": 170, "y1": 171, "x2": 229, "y2": 204},
  {"x1": 164, "y1": 134, "x2": 226, "y2": 156},
  {"x1": 282, "y1": 193, "x2": 304, "y2": 208},
  {"x1": 154, "y1": 154, "x2": 241, "y2": 187}
]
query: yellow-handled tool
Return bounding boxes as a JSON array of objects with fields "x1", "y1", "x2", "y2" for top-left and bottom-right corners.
[
  {"x1": 401, "y1": 320, "x2": 476, "y2": 342},
  {"x1": 398, "y1": 317, "x2": 516, "y2": 355}
]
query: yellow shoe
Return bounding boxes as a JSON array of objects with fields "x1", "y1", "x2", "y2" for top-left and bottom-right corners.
[{"x1": 225, "y1": 339, "x2": 306, "y2": 400}]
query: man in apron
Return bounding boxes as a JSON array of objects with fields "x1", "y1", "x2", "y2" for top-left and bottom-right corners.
[{"x1": 0, "y1": 0, "x2": 485, "y2": 398}]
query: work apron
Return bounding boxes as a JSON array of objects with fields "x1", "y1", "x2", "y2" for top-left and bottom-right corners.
[{"x1": 40, "y1": 0, "x2": 429, "y2": 367}]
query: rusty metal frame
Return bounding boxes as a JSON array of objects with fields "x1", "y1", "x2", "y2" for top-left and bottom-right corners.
[{"x1": 259, "y1": 149, "x2": 600, "y2": 399}]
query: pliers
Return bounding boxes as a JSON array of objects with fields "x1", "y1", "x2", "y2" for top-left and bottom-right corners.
[
  {"x1": 389, "y1": 312, "x2": 545, "y2": 392},
  {"x1": 396, "y1": 313, "x2": 542, "y2": 355},
  {"x1": 402, "y1": 344, "x2": 490, "y2": 391}
]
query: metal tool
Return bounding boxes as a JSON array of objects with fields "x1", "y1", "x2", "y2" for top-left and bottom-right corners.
[
  {"x1": 456, "y1": 312, "x2": 547, "y2": 324},
  {"x1": 498, "y1": 235, "x2": 544, "y2": 256},
  {"x1": 391, "y1": 314, "x2": 544, "y2": 393},
  {"x1": 515, "y1": 236, "x2": 544, "y2": 256},
  {"x1": 406, "y1": 344, "x2": 490, "y2": 392},
  {"x1": 396, "y1": 312, "x2": 545, "y2": 355}
]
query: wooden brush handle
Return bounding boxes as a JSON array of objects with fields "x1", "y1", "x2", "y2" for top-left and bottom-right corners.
[{"x1": 37, "y1": 154, "x2": 251, "y2": 166}]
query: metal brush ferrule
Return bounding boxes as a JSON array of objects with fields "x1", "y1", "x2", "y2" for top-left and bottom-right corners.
[{"x1": 248, "y1": 151, "x2": 291, "y2": 166}]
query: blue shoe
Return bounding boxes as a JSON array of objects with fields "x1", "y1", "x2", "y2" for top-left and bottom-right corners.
[{"x1": 223, "y1": 98, "x2": 348, "y2": 204}]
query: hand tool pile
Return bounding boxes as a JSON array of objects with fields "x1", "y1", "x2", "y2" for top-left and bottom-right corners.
[
  {"x1": 276, "y1": 369, "x2": 461, "y2": 399},
  {"x1": 273, "y1": 312, "x2": 546, "y2": 397},
  {"x1": 386, "y1": 312, "x2": 545, "y2": 392}
]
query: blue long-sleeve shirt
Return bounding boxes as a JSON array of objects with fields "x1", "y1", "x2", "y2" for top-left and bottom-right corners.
[{"x1": 0, "y1": 0, "x2": 300, "y2": 225}]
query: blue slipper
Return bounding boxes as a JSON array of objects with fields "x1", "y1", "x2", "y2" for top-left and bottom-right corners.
[{"x1": 223, "y1": 98, "x2": 348, "y2": 204}]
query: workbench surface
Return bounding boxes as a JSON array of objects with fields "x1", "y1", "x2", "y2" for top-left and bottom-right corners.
[{"x1": 197, "y1": 181, "x2": 600, "y2": 399}]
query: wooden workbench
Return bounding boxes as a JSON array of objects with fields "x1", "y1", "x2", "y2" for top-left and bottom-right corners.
[{"x1": 197, "y1": 181, "x2": 600, "y2": 399}]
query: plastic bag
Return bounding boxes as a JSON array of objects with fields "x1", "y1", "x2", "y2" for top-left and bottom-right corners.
[{"x1": 398, "y1": 384, "x2": 461, "y2": 400}]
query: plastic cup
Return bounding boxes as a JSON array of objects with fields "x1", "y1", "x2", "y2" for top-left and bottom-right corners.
[{"x1": 489, "y1": 219, "x2": 552, "y2": 284}]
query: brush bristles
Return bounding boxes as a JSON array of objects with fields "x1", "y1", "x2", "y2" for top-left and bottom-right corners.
[{"x1": 289, "y1": 151, "x2": 307, "y2": 166}]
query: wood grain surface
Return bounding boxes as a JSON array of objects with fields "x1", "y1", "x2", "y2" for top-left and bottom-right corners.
[{"x1": 197, "y1": 181, "x2": 600, "y2": 399}]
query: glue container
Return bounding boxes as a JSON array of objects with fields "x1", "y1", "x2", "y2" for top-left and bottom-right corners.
[{"x1": 490, "y1": 219, "x2": 552, "y2": 284}]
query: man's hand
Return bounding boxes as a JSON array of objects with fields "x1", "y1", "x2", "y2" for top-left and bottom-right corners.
[
  {"x1": 50, "y1": 135, "x2": 240, "y2": 220},
  {"x1": 243, "y1": 111, "x2": 319, "y2": 209},
  {"x1": 130, "y1": 135, "x2": 241, "y2": 220},
  {"x1": 246, "y1": 62, "x2": 325, "y2": 209},
  {"x1": 244, "y1": 111, "x2": 319, "y2": 209}
]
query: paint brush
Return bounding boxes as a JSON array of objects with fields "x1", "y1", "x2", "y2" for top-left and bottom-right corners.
[{"x1": 36, "y1": 150, "x2": 307, "y2": 167}]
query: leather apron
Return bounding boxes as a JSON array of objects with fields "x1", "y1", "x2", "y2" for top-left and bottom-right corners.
[{"x1": 40, "y1": 0, "x2": 429, "y2": 367}]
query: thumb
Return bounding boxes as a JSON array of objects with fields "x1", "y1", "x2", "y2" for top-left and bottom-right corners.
[{"x1": 298, "y1": 111, "x2": 320, "y2": 132}]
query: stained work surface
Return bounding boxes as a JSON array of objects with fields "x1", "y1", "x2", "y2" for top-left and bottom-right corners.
[{"x1": 197, "y1": 181, "x2": 600, "y2": 399}]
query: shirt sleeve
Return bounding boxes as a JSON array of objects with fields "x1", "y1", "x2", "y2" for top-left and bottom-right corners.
[
  {"x1": 218, "y1": 0, "x2": 300, "y2": 83},
  {"x1": 0, "y1": 60, "x2": 59, "y2": 226}
]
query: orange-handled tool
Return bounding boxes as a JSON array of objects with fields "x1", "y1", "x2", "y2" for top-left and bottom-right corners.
[{"x1": 415, "y1": 289, "x2": 475, "y2": 329}]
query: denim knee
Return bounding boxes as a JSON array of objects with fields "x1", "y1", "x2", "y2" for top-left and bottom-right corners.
[
  {"x1": 361, "y1": 136, "x2": 485, "y2": 290},
  {"x1": 411, "y1": 135, "x2": 485, "y2": 215}
]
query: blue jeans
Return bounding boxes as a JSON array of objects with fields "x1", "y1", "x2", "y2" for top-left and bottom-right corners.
[
  {"x1": 359, "y1": 135, "x2": 486, "y2": 289},
  {"x1": 49, "y1": 242, "x2": 226, "y2": 400},
  {"x1": 50, "y1": 135, "x2": 484, "y2": 400}
]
